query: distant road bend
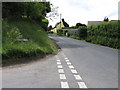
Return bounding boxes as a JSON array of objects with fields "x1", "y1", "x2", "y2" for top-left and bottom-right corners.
[{"x1": 2, "y1": 34, "x2": 118, "y2": 88}]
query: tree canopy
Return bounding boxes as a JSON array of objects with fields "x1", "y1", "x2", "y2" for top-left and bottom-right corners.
[
  {"x1": 62, "y1": 19, "x2": 69, "y2": 27},
  {"x1": 2, "y1": 2, "x2": 51, "y2": 22}
]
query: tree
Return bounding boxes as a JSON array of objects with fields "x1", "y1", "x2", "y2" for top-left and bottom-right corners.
[
  {"x1": 48, "y1": 25, "x2": 52, "y2": 31},
  {"x1": 76, "y1": 23, "x2": 86, "y2": 28},
  {"x1": 62, "y1": 19, "x2": 69, "y2": 27},
  {"x1": 104, "y1": 16, "x2": 109, "y2": 22},
  {"x1": 2, "y1": 2, "x2": 51, "y2": 22},
  {"x1": 46, "y1": 4, "x2": 59, "y2": 21}
]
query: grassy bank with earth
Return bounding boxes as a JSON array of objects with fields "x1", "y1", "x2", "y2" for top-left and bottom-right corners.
[{"x1": 2, "y1": 19, "x2": 58, "y2": 66}]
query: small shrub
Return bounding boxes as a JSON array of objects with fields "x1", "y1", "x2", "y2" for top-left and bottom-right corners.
[
  {"x1": 68, "y1": 29, "x2": 79, "y2": 37},
  {"x1": 78, "y1": 26, "x2": 87, "y2": 39},
  {"x1": 48, "y1": 31, "x2": 54, "y2": 34},
  {"x1": 4, "y1": 27, "x2": 23, "y2": 44}
]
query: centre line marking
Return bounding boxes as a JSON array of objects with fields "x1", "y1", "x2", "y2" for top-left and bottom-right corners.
[
  {"x1": 65, "y1": 58, "x2": 68, "y2": 60},
  {"x1": 78, "y1": 82, "x2": 87, "y2": 88},
  {"x1": 57, "y1": 62, "x2": 61, "y2": 65},
  {"x1": 58, "y1": 69, "x2": 64, "y2": 73},
  {"x1": 65, "y1": 60, "x2": 70, "y2": 62},
  {"x1": 74, "y1": 75, "x2": 82, "y2": 80},
  {"x1": 67, "y1": 62, "x2": 71, "y2": 65},
  {"x1": 60, "y1": 74, "x2": 66, "y2": 79},
  {"x1": 57, "y1": 65, "x2": 63, "y2": 68},
  {"x1": 71, "y1": 70, "x2": 78, "y2": 74},
  {"x1": 57, "y1": 60, "x2": 60, "y2": 62},
  {"x1": 61, "y1": 82, "x2": 69, "y2": 88},
  {"x1": 68, "y1": 65, "x2": 74, "y2": 69}
]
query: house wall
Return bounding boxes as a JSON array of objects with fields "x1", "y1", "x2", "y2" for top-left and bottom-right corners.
[
  {"x1": 87, "y1": 21, "x2": 104, "y2": 26},
  {"x1": 51, "y1": 22, "x2": 65, "y2": 33}
]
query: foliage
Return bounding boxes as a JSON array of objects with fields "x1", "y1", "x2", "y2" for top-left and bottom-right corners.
[
  {"x1": 67, "y1": 29, "x2": 79, "y2": 37},
  {"x1": 2, "y1": 2, "x2": 51, "y2": 22},
  {"x1": 62, "y1": 19, "x2": 69, "y2": 27},
  {"x1": 46, "y1": 4, "x2": 59, "y2": 21},
  {"x1": 87, "y1": 20, "x2": 120, "y2": 49},
  {"x1": 78, "y1": 26, "x2": 87, "y2": 39},
  {"x1": 76, "y1": 23, "x2": 86, "y2": 28},
  {"x1": 57, "y1": 29, "x2": 63, "y2": 35},
  {"x1": 2, "y1": 20, "x2": 58, "y2": 61},
  {"x1": 47, "y1": 31, "x2": 54, "y2": 34},
  {"x1": 48, "y1": 25, "x2": 53, "y2": 31},
  {"x1": 41, "y1": 19, "x2": 49, "y2": 31},
  {"x1": 56, "y1": 20, "x2": 119, "y2": 49}
]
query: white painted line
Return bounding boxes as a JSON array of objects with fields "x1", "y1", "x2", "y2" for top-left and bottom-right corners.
[
  {"x1": 67, "y1": 62, "x2": 71, "y2": 65},
  {"x1": 71, "y1": 70, "x2": 78, "y2": 74},
  {"x1": 78, "y1": 82, "x2": 87, "y2": 88},
  {"x1": 57, "y1": 65, "x2": 63, "y2": 68},
  {"x1": 64, "y1": 58, "x2": 68, "y2": 60},
  {"x1": 57, "y1": 62, "x2": 61, "y2": 65},
  {"x1": 57, "y1": 60, "x2": 60, "y2": 62},
  {"x1": 65, "y1": 60, "x2": 70, "y2": 62},
  {"x1": 60, "y1": 74, "x2": 66, "y2": 79},
  {"x1": 61, "y1": 82, "x2": 69, "y2": 88},
  {"x1": 58, "y1": 69, "x2": 64, "y2": 73},
  {"x1": 74, "y1": 75, "x2": 82, "y2": 80},
  {"x1": 68, "y1": 65, "x2": 74, "y2": 69}
]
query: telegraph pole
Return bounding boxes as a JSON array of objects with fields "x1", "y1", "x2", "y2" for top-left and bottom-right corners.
[{"x1": 60, "y1": 13, "x2": 62, "y2": 29}]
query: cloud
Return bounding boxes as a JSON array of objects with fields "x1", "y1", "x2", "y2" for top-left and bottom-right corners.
[{"x1": 47, "y1": 0, "x2": 119, "y2": 26}]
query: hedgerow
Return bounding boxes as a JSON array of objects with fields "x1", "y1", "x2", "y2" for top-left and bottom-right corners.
[{"x1": 86, "y1": 20, "x2": 120, "y2": 49}]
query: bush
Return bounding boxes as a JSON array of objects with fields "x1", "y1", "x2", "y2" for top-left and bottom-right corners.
[
  {"x1": 41, "y1": 19, "x2": 49, "y2": 31},
  {"x1": 78, "y1": 26, "x2": 87, "y2": 39},
  {"x1": 67, "y1": 29, "x2": 79, "y2": 37},
  {"x1": 2, "y1": 19, "x2": 58, "y2": 60},
  {"x1": 57, "y1": 29, "x2": 63, "y2": 35},
  {"x1": 48, "y1": 31, "x2": 54, "y2": 34},
  {"x1": 87, "y1": 20, "x2": 120, "y2": 49}
]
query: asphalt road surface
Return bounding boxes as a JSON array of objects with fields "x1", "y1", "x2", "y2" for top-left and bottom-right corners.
[{"x1": 2, "y1": 34, "x2": 118, "y2": 88}]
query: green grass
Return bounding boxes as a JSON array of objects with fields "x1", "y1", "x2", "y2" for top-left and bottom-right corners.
[
  {"x1": 62, "y1": 29, "x2": 78, "y2": 31},
  {"x1": 2, "y1": 19, "x2": 58, "y2": 65}
]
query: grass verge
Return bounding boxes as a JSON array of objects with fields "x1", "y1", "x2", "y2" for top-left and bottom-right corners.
[{"x1": 2, "y1": 19, "x2": 58, "y2": 66}]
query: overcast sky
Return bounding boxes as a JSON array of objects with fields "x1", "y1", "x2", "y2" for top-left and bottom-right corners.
[{"x1": 46, "y1": 0, "x2": 119, "y2": 27}]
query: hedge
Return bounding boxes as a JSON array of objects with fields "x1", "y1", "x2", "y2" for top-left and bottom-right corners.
[
  {"x1": 78, "y1": 26, "x2": 87, "y2": 38},
  {"x1": 56, "y1": 20, "x2": 119, "y2": 49},
  {"x1": 86, "y1": 20, "x2": 120, "y2": 49}
]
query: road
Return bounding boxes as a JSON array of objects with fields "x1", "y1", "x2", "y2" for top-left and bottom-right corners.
[{"x1": 2, "y1": 34, "x2": 118, "y2": 88}]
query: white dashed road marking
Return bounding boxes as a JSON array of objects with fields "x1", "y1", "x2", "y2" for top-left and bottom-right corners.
[
  {"x1": 61, "y1": 82, "x2": 69, "y2": 88},
  {"x1": 78, "y1": 82, "x2": 87, "y2": 88},
  {"x1": 74, "y1": 75, "x2": 82, "y2": 80},
  {"x1": 57, "y1": 60, "x2": 60, "y2": 62},
  {"x1": 65, "y1": 60, "x2": 70, "y2": 62},
  {"x1": 56, "y1": 52, "x2": 87, "y2": 88},
  {"x1": 71, "y1": 70, "x2": 78, "y2": 74},
  {"x1": 60, "y1": 74, "x2": 66, "y2": 79},
  {"x1": 57, "y1": 62, "x2": 61, "y2": 65},
  {"x1": 67, "y1": 62, "x2": 71, "y2": 65},
  {"x1": 58, "y1": 69, "x2": 64, "y2": 73},
  {"x1": 68, "y1": 65, "x2": 74, "y2": 69},
  {"x1": 57, "y1": 65, "x2": 63, "y2": 68},
  {"x1": 65, "y1": 58, "x2": 68, "y2": 60}
]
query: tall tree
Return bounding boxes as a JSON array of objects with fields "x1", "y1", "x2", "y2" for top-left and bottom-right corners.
[
  {"x1": 62, "y1": 19, "x2": 69, "y2": 27},
  {"x1": 2, "y1": 2, "x2": 51, "y2": 22}
]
